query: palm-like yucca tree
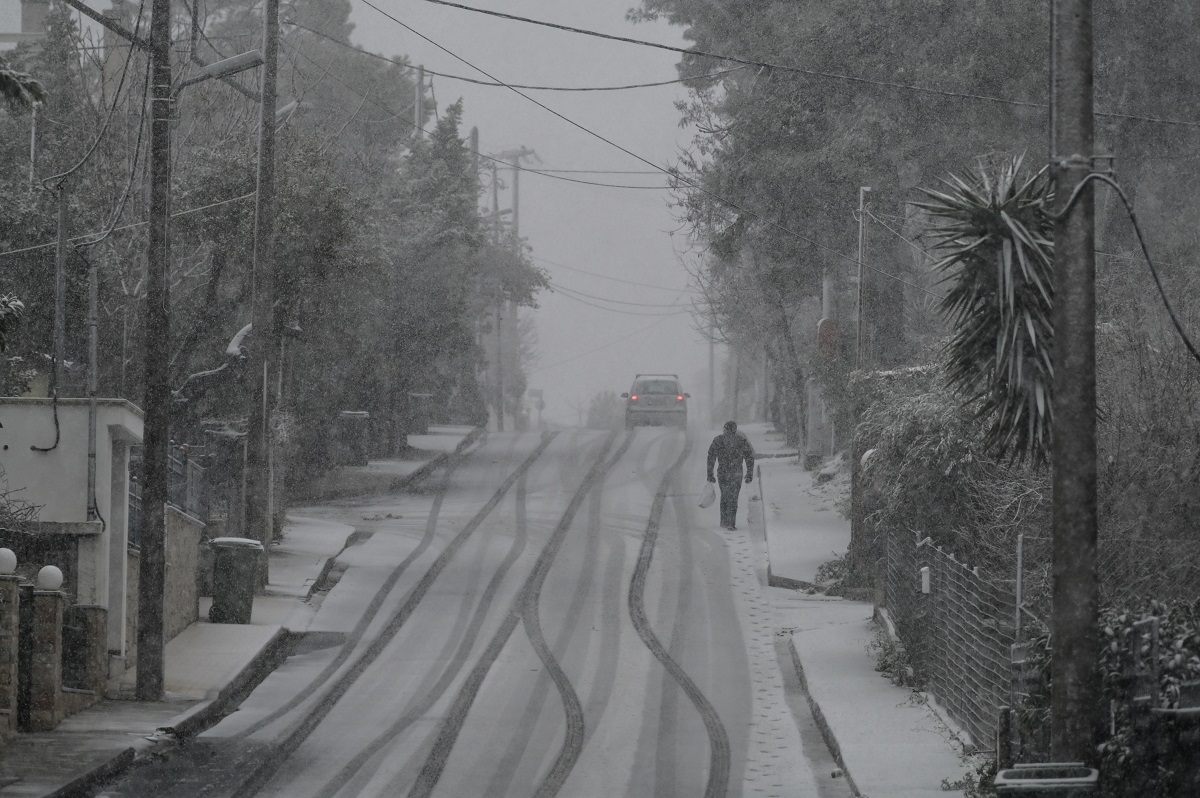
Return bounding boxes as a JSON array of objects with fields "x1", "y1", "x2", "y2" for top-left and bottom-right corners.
[
  {"x1": 0, "y1": 55, "x2": 46, "y2": 110},
  {"x1": 915, "y1": 154, "x2": 1056, "y2": 464}
]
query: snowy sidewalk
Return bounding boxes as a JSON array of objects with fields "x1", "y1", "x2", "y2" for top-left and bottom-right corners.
[
  {"x1": 775, "y1": 594, "x2": 969, "y2": 798},
  {"x1": 291, "y1": 425, "x2": 481, "y2": 502},
  {"x1": 0, "y1": 428, "x2": 475, "y2": 797},
  {"x1": 737, "y1": 422, "x2": 968, "y2": 797},
  {"x1": 738, "y1": 423, "x2": 850, "y2": 587}
]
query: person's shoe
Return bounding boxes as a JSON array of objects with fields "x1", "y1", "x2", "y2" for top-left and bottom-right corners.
[{"x1": 730, "y1": 524, "x2": 737, "y2": 530}]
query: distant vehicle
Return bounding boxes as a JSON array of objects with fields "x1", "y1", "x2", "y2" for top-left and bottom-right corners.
[{"x1": 621, "y1": 374, "x2": 689, "y2": 429}]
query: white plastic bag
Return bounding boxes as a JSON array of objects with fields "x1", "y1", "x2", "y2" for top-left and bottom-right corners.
[{"x1": 698, "y1": 482, "x2": 716, "y2": 509}]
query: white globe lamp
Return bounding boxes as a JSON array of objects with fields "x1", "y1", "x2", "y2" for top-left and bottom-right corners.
[{"x1": 36, "y1": 565, "x2": 64, "y2": 591}]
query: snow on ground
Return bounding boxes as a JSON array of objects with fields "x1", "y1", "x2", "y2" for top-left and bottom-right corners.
[
  {"x1": 759, "y1": 457, "x2": 850, "y2": 586},
  {"x1": 774, "y1": 593, "x2": 970, "y2": 798}
]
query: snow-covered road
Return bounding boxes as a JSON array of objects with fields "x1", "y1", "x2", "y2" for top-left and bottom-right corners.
[{"x1": 102, "y1": 429, "x2": 827, "y2": 798}]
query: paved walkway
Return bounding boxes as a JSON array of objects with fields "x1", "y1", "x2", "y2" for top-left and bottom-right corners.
[
  {"x1": 737, "y1": 421, "x2": 970, "y2": 797},
  {"x1": 0, "y1": 428, "x2": 476, "y2": 798}
]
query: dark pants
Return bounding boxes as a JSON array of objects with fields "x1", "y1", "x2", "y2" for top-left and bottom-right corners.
[{"x1": 718, "y1": 478, "x2": 742, "y2": 528}]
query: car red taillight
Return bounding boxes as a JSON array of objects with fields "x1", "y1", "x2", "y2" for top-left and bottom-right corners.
[
  {"x1": 677, "y1": 395, "x2": 684, "y2": 401},
  {"x1": 630, "y1": 395, "x2": 638, "y2": 401}
]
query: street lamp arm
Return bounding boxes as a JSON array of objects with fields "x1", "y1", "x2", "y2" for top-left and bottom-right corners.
[{"x1": 176, "y1": 50, "x2": 264, "y2": 94}]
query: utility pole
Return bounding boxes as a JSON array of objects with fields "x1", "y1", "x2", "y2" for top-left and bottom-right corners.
[
  {"x1": 136, "y1": 0, "x2": 173, "y2": 701},
  {"x1": 506, "y1": 147, "x2": 535, "y2": 431},
  {"x1": 1049, "y1": 0, "x2": 1100, "y2": 763},
  {"x1": 469, "y1": 126, "x2": 478, "y2": 174},
  {"x1": 52, "y1": 188, "x2": 66, "y2": 397},
  {"x1": 244, "y1": 0, "x2": 280, "y2": 556},
  {"x1": 855, "y1": 186, "x2": 871, "y2": 370},
  {"x1": 491, "y1": 161, "x2": 504, "y2": 432},
  {"x1": 414, "y1": 65, "x2": 424, "y2": 138}
]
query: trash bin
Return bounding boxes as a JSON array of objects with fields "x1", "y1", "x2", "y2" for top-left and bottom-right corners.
[
  {"x1": 407, "y1": 393, "x2": 434, "y2": 436},
  {"x1": 208, "y1": 537, "x2": 263, "y2": 624},
  {"x1": 994, "y1": 763, "x2": 1100, "y2": 796}
]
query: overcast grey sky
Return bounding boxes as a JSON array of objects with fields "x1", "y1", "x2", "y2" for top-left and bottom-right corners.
[{"x1": 348, "y1": 0, "x2": 713, "y2": 426}]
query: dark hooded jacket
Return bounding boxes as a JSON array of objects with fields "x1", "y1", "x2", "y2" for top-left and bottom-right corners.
[{"x1": 707, "y1": 431, "x2": 755, "y2": 483}]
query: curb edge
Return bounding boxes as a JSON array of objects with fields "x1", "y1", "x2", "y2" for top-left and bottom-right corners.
[{"x1": 786, "y1": 636, "x2": 863, "y2": 798}]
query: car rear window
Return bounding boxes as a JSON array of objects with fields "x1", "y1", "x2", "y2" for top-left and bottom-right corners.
[{"x1": 633, "y1": 379, "x2": 679, "y2": 394}]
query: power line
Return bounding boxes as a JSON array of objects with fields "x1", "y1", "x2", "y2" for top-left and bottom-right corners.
[
  {"x1": 285, "y1": 20, "x2": 745, "y2": 91},
  {"x1": 409, "y1": 0, "x2": 1200, "y2": 129},
  {"x1": 529, "y1": 254, "x2": 685, "y2": 291},
  {"x1": 535, "y1": 168, "x2": 694, "y2": 175},
  {"x1": 0, "y1": 193, "x2": 256, "y2": 260},
  {"x1": 549, "y1": 280, "x2": 689, "y2": 307},
  {"x1": 550, "y1": 288, "x2": 691, "y2": 316},
  {"x1": 358, "y1": 1, "x2": 866, "y2": 269},
  {"x1": 282, "y1": 40, "x2": 678, "y2": 191},
  {"x1": 861, "y1": 210, "x2": 946, "y2": 299}
]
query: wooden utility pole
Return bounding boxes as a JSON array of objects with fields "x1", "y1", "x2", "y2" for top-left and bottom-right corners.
[
  {"x1": 1050, "y1": 0, "x2": 1100, "y2": 763},
  {"x1": 855, "y1": 186, "x2": 871, "y2": 369},
  {"x1": 244, "y1": 0, "x2": 280, "y2": 555},
  {"x1": 136, "y1": 0, "x2": 172, "y2": 701}
]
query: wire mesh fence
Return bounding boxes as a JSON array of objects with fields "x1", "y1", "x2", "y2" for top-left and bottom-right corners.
[
  {"x1": 1017, "y1": 534, "x2": 1200, "y2": 625},
  {"x1": 886, "y1": 530, "x2": 1018, "y2": 748},
  {"x1": 886, "y1": 527, "x2": 1200, "y2": 755}
]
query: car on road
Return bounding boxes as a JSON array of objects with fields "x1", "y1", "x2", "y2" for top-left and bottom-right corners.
[{"x1": 622, "y1": 374, "x2": 689, "y2": 429}]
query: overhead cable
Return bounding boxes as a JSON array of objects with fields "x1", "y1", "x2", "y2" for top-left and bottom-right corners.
[
  {"x1": 285, "y1": 20, "x2": 746, "y2": 91},
  {"x1": 44, "y1": 1, "x2": 145, "y2": 188},
  {"x1": 409, "y1": 0, "x2": 1200, "y2": 128},
  {"x1": 0, "y1": 193, "x2": 256, "y2": 260},
  {"x1": 358, "y1": 0, "x2": 865, "y2": 269},
  {"x1": 529, "y1": 254, "x2": 685, "y2": 291},
  {"x1": 283, "y1": 40, "x2": 677, "y2": 191},
  {"x1": 551, "y1": 290, "x2": 692, "y2": 316},
  {"x1": 548, "y1": 281, "x2": 689, "y2": 307}
]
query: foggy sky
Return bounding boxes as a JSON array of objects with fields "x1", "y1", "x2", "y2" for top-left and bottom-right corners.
[{"x1": 349, "y1": 0, "x2": 714, "y2": 426}]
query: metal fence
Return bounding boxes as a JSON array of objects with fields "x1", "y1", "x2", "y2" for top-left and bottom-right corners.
[
  {"x1": 886, "y1": 528, "x2": 1200, "y2": 755},
  {"x1": 128, "y1": 445, "x2": 208, "y2": 547},
  {"x1": 885, "y1": 530, "x2": 1018, "y2": 749},
  {"x1": 1017, "y1": 534, "x2": 1200, "y2": 628}
]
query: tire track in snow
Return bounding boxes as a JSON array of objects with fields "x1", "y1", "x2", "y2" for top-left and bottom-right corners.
[
  {"x1": 405, "y1": 430, "x2": 631, "y2": 798},
  {"x1": 309, "y1": 469, "x2": 535, "y2": 798},
  {"x1": 483, "y1": 473, "x2": 602, "y2": 797},
  {"x1": 231, "y1": 432, "x2": 495, "y2": 741},
  {"x1": 655, "y1": 457, "x2": 700, "y2": 798},
  {"x1": 520, "y1": 433, "x2": 634, "y2": 798},
  {"x1": 229, "y1": 433, "x2": 557, "y2": 798},
  {"x1": 627, "y1": 435, "x2": 732, "y2": 798}
]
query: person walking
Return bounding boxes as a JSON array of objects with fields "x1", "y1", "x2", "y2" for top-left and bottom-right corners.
[{"x1": 706, "y1": 420, "x2": 755, "y2": 530}]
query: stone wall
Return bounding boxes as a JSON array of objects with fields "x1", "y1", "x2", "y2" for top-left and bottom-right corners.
[{"x1": 164, "y1": 507, "x2": 203, "y2": 642}]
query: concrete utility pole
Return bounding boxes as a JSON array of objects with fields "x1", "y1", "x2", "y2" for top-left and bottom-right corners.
[
  {"x1": 1049, "y1": 0, "x2": 1100, "y2": 763},
  {"x1": 855, "y1": 186, "x2": 871, "y2": 370},
  {"x1": 506, "y1": 147, "x2": 535, "y2": 429},
  {"x1": 244, "y1": 0, "x2": 280, "y2": 556},
  {"x1": 136, "y1": 0, "x2": 173, "y2": 701},
  {"x1": 414, "y1": 65, "x2": 424, "y2": 138},
  {"x1": 491, "y1": 161, "x2": 504, "y2": 432}
]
